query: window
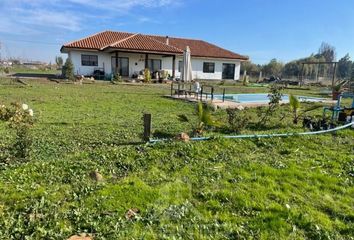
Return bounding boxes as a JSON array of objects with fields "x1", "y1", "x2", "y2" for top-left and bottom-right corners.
[
  {"x1": 178, "y1": 61, "x2": 183, "y2": 72},
  {"x1": 148, "y1": 59, "x2": 162, "y2": 72},
  {"x1": 81, "y1": 55, "x2": 98, "y2": 66},
  {"x1": 203, "y1": 62, "x2": 215, "y2": 73}
]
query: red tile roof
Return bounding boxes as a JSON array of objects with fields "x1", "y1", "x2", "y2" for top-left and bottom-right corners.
[
  {"x1": 61, "y1": 30, "x2": 248, "y2": 60},
  {"x1": 148, "y1": 35, "x2": 248, "y2": 60},
  {"x1": 110, "y1": 34, "x2": 182, "y2": 54}
]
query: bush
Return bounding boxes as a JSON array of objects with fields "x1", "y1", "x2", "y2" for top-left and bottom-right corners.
[
  {"x1": 0, "y1": 103, "x2": 34, "y2": 161},
  {"x1": 160, "y1": 70, "x2": 168, "y2": 80},
  {"x1": 226, "y1": 107, "x2": 250, "y2": 134},
  {"x1": 144, "y1": 68, "x2": 151, "y2": 83},
  {"x1": 63, "y1": 58, "x2": 74, "y2": 80},
  {"x1": 112, "y1": 73, "x2": 122, "y2": 82},
  {"x1": 177, "y1": 102, "x2": 218, "y2": 136},
  {"x1": 4, "y1": 67, "x2": 10, "y2": 74},
  {"x1": 258, "y1": 84, "x2": 283, "y2": 125}
]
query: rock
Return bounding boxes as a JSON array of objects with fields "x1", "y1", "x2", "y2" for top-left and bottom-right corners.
[
  {"x1": 125, "y1": 208, "x2": 140, "y2": 220},
  {"x1": 176, "y1": 132, "x2": 190, "y2": 142},
  {"x1": 67, "y1": 233, "x2": 93, "y2": 240},
  {"x1": 89, "y1": 170, "x2": 103, "y2": 182}
]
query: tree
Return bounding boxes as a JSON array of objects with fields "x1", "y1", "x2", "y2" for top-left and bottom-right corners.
[
  {"x1": 318, "y1": 42, "x2": 336, "y2": 62},
  {"x1": 351, "y1": 62, "x2": 354, "y2": 81},
  {"x1": 241, "y1": 61, "x2": 260, "y2": 74},
  {"x1": 62, "y1": 58, "x2": 74, "y2": 80},
  {"x1": 55, "y1": 56, "x2": 64, "y2": 69},
  {"x1": 337, "y1": 54, "x2": 352, "y2": 80},
  {"x1": 282, "y1": 61, "x2": 301, "y2": 77},
  {"x1": 262, "y1": 59, "x2": 283, "y2": 77}
]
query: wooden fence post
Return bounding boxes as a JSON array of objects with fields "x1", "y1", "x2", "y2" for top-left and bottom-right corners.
[{"x1": 143, "y1": 113, "x2": 152, "y2": 141}]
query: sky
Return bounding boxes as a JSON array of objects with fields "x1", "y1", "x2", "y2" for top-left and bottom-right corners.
[{"x1": 0, "y1": 0, "x2": 354, "y2": 64}]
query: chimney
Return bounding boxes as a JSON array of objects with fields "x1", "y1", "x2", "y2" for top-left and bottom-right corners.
[{"x1": 166, "y1": 36, "x2": 169, "y2": 45}]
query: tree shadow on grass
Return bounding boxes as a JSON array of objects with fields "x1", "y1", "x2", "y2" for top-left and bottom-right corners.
[{"x1": 12, "y1": 73, "x2": 58, "y2": 79}]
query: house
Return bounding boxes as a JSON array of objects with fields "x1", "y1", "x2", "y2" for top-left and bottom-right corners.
[{"x1": 60, "y1": 30, "x2": 248, "y2": 80}]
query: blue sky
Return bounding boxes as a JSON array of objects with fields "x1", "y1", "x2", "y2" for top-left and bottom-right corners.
[{"x1": 0, "y1": 0, "x2": 353, "y2": 64}]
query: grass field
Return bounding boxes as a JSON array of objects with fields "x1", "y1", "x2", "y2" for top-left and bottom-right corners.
[
  {"x1": 3, "y1": 65, "x2": 61, "y2": 75},
  {"x1": 0, "y1": 80, "x2": 353, "y2": 239}
]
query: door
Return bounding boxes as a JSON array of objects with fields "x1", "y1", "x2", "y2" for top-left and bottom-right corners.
[
  {"x1": 148, "y1": 59, "x2": 162, "y2": 72},
  {"x1": 112, "y1": 57, "x2": 129, "y2": 77},
  {"x1": 222, "y1": 63, "x2": 235, "y2": 79}
]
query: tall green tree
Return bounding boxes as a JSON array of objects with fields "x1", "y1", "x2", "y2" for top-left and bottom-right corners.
[
  {"x1": 62, "y1": 58, "x2": 74, "y2": 80},
  {"x1": 337, "y1": 54, "x2": 352, "y2": 80},
  {"x1": 241, "y1": 61, "x2": 260, "y2": 74},
  {"x1": 351, "y1": 62, "x2": 354, "y2": 81},
  {"x1": 262, "y1": 59, "x2": 283, "y2": 77},
  {"x1": 282, "y1": 61, "x2": 301, "y2": 77}
]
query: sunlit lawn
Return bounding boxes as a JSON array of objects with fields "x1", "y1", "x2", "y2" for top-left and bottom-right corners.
[{"x1": 0, "y1": 79, "x2": 353, "y2": 239}]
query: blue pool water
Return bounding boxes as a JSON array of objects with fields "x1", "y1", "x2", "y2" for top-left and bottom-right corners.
[{"x1": 214, "y1": 93, "x2": 326, "y2": 103}]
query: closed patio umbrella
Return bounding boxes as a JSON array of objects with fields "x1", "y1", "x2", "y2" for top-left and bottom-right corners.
[{"x1": 182, "y1": 46, "x2": 193, "y2": 82}]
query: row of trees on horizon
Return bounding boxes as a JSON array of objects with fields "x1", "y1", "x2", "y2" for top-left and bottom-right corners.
[{"x1": 242, "y1": 42, "x2": 354, "y2": 81}]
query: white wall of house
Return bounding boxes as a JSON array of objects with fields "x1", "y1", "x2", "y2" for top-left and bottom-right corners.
[
  {"x1": 190, "y1": 58, "x2": 240, "y2": 80},
  {"x1": 68, "y1": 50, "x2": 241, "y2": 80},
  {"x1": 69, "y1": 50, "x2": 111, "y2": 76}
]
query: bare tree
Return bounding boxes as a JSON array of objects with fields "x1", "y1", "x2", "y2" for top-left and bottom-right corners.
[{"x1": 318, "y1": 42, "x2": 336, "y2": 62}]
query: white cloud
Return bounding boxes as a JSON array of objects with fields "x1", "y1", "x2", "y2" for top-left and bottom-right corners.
[
  {"x1": 0, "y1": 0, "x2": 82, "y2": 33},
  {"x1": 0, "y1": 0, "x2": 181, "y2": 34},
  {"x1": 14, "y1": 9, "x2": 82, "y2": 31},
  {"x1": 67, "y1": 0, "x2": 179, "y2": 10}
]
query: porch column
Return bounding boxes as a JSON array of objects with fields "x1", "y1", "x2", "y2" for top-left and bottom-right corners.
[
  {"x1": 115, "y1": 51, "x2": 119, "y2": 75},
  {"x1": 145, "y1": 53, "x2": 149, "y2": 69},
  {"x1": 172, "y1": 55, "x2": 176, "y2": 79}
]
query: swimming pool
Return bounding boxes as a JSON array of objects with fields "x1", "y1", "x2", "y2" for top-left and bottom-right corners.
[{"x1": 214, "y1": 93, "x2": 327, "y2": 103}]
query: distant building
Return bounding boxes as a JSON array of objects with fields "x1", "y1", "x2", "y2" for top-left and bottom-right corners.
[{"x1": 0, "y1": 61, "x2": 13, "y2": 66}]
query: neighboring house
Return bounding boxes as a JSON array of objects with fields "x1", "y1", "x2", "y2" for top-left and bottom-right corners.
[{"x1": 60, "y1": 30, "x2": 248, "y2": 80}]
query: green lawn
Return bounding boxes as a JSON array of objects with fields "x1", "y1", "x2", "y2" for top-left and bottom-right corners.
[
  {"x1": 5, "y1": 65, "x2": 61, "y2": 75},
  {"x1": 0, "y1": 80, "x2": 353, "y2": 239}
]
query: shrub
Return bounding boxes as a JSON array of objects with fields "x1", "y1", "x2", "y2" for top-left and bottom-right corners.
[
  {"x1": 0, "y1": 103, "x2": 34, "y2": 161},
  {"x1": 226, "y1": 107, "x2": 250, "y2": 134},
  {"x1": 112, "y1": 73, "x2": 122, "y2": 83},
  {"x1": 160, "y1": 70, "x2": 168, "y2": 80},
  {"x1": 63, "y1": 58, "x2": 74, "y2": 80},
  {"x1": 144, "y1": 68, "x2": 151, "y2": 83},
  {"x1": 289, "y1": 94, "x2": 300, "y2": 124},
  {"x1": 4, "y1": 67, "x2": 10, "y2": 74},
  {"x1": 177, "y1": 101, "x2": 217, "y2": 136},
  {"x1": 258, "y1": 84, "x2": 283, "y2": 125}
]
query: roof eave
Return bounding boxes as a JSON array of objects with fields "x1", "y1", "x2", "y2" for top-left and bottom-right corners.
[
  {"x1": 60, "y1": 46, "x2": 103, "y2": 53},
  {"x1": 103, "y1": 47, "x2": 183, "y2": 55},
  {"x1": 191, "y1": 55, "x2": 249, "y2": 61}
]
